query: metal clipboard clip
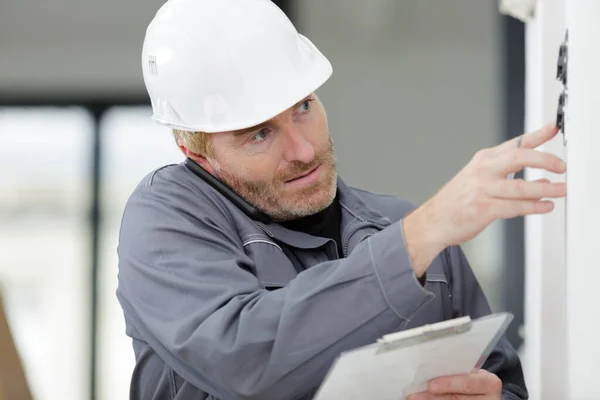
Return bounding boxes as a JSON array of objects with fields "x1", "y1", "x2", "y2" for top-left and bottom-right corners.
[{"x1": 375, "y1": 316, "x2": 473, "y2": 354}]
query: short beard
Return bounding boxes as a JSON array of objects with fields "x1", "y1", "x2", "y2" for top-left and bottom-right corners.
[{"x1": 211, "y1": 136, "x2": 338, "y2": 221}]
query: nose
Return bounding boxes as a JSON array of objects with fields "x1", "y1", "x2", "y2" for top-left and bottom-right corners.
[{"x1": 281, "y1": 123, "x2": 315, "y2": 164}]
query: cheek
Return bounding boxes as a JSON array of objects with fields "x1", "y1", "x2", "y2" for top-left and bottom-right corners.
[
  {"x1": 245, "y1": 145, "x2": 288, "y2": 180},
  {"x1": 302, "y1": 116, "x2": 329, "y2": 147},
  {"x1": 225, "y1": 154, "x2": 281, "y2": 182}
]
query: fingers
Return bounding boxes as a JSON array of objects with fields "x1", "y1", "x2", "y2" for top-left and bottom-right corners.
[
  {"x1": 408, "y1": 393, "x2": 490, "y2": 400},
  {"x1": 499, "y1": 148, "x2": 567, "y2": 176},
  {"x1": 428, "y1": 371, "x2": 500, "y2": 396},
  {"x1": 520, "y1": 122, "x2": 560, "y2": 149},
  {"x1": 486, "y1": 178, "x2": 566, "y2": 200},
  {"x1": 407, "y1": 370, "x2": 503, "y2": 399},
  {"x1": 472, "y1": 130, "x2": 566, "y2": 178},
  {"x1": 493, "y1": 134, "x2": 524, "y2": 154},
  {"x1": 494, "y1": 122, "x2": 559, "y2": 153},
  {"x1": 496, "y1": 199, "x2": 555, "y2": 219}
]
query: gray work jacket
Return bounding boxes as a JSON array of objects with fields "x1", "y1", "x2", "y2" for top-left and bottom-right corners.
[{"x1": 116, "y1": 162, "x2": 528, "y2": 400}]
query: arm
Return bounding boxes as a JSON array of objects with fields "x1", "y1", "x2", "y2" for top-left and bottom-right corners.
[
  {"x1": 444, "y1": 245, "x2": 528, "y2": 399},
  {"x1": 401, "y1": 124, "x2": 565, "y2": 397},
  {"x1": 116, "y1": 187, "x2": 433, "y2": 400}
]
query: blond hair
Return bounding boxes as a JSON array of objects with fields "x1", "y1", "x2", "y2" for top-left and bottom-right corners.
[{"x1": 172, "y1": 129, "x2": 213, "y2": 157}]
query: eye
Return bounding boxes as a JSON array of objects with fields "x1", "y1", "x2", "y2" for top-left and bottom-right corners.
[
  {"x1": 251, "y1": 128, "x2": 270, "y2": 143},
  {"x1": 298, "y1": 99, "x2": 313, "y2": 114}
]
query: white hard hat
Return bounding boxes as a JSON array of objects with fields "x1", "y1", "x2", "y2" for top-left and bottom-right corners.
[{"x1": 141, "y1": 0, "x2": 333, "y2": 133}]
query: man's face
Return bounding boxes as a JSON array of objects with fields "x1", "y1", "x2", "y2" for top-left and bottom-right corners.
[{"x1": 207, "y1": 94, "x2": 337, "y2": 221}]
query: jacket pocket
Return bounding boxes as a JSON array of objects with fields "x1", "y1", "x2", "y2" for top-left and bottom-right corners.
[
  {"x1": 425, "y1": 273, "x2": 453, "y2": 320},
  {"x1": 402, "y1": 270, "x2": 453, "y2": 330}
]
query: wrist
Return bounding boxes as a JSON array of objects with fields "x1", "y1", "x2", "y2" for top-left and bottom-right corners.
[{"x1": 402, "y1": 205, "x2": 446, "y2": 277}]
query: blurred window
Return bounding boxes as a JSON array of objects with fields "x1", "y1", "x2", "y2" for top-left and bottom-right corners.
[
  {"x1": 97, "y1": 106, "x2": 182, "y2": 400},
  {"x1": 0, "y1": 107, "x2": 92, "y2": 400}
]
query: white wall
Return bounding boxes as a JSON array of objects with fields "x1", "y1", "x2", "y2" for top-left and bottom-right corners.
[
  {"x1": 564, "y1": 0, "x2": 600, "y2": 397},
  {"x1": 522, "y1": 0, "x2": 568, "y2": 398}
]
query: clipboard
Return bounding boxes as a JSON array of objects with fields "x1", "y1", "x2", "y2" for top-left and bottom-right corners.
[{"x1": 313, "y1": 312, "x2": 513, "y2": 400}]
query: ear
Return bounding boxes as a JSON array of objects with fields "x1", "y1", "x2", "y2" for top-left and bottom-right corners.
[{"x1": 177, "y1": 140, "x2": 217, "y2": 176}]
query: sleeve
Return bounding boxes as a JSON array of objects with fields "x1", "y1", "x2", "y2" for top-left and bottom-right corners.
[
  {"x1": 444, "y1": 245, "x2": 529, "y2": 399},
  {"x1": 116, "y1": 187, "x2": 435, "y2": 400}
]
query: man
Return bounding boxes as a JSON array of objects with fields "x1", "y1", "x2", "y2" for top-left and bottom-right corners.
[{"x1": 116, "y1": 0, "x2": 566, "y2": 399}]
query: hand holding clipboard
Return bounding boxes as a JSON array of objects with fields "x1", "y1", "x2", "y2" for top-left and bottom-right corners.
[{"x1": 314, "y1": 313, "x2": 513, "y2": 400}]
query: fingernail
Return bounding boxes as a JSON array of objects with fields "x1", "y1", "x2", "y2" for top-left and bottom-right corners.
[
  {"x1": 429, "y1": 382, "x2": 440, "y2": 392},
  {"x1": 557, "y1": 159, "x2": 567, "y2": 171}
]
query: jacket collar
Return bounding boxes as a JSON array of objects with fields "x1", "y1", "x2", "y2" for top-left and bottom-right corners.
[
  {"x1": 256, "y1": 177, "x2": 391, "y2": 249},
  {"x1": 335, "y1": 178, "x2": 392, "y2": 228}
]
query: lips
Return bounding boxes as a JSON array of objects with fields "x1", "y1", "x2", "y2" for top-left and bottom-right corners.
[{"x1": 285, "y1": 165, "x2": 319, "y2": 182}]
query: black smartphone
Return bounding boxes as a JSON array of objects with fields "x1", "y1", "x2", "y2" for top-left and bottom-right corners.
[{"x1": 184, "y1": 157, "x2": 272, "y2": 223}]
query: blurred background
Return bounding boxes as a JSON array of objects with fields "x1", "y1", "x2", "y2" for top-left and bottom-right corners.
[{"x1": 0, "y1": 1, "x2": 526, "y2": 399}]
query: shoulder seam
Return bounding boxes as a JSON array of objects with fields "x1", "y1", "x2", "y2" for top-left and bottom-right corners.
[{"x1": 146, "y1": 164, "x2": 178, "y2": 187}]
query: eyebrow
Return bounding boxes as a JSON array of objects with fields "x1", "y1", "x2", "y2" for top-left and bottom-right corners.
[{"x1": 231, "y1": 95, "x2": 313, "y2": 137}]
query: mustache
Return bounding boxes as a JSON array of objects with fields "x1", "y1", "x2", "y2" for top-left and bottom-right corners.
[
  {"x1": 280, "y1": 160, "x2": 320, "y2": 182},
  {"x1": 278, "y1": 142, "x2": 334, "y2": 182}
]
